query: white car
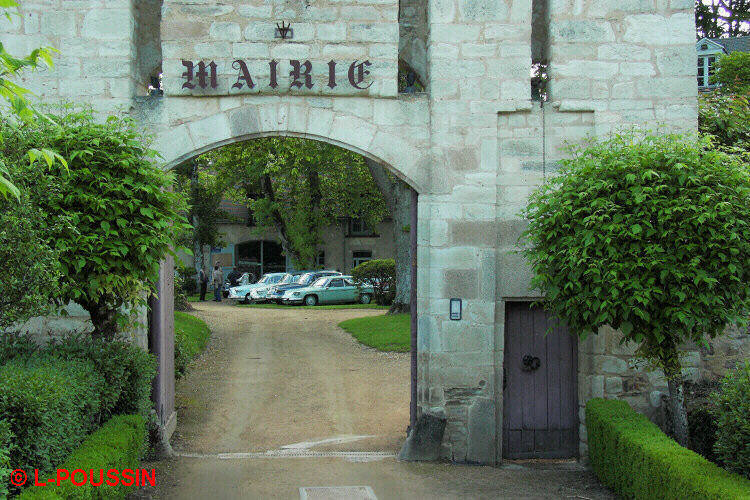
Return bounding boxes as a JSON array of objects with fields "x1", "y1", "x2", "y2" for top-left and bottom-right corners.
[{"x1": 227, "y1": 272, "x2": 285, "y2": 303}]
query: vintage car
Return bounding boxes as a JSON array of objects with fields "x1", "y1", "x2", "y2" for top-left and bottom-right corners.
[
  {"x1": 280, "y1": 275, "x2": 374, "y2": 306},
  {"x1": 227, "y1": 272, "x2": 285, "y2": 303},
  {"x1": 265, "y1": 270, "x2": 341, "y2": 303},
  {"x1": 247, "y1": 270, "x2": 309, "y2": 303}
]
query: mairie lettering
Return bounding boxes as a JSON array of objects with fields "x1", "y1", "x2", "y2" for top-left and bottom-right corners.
[{"x1": 181, "y1": 59, "x2": 374, "y2": 92}]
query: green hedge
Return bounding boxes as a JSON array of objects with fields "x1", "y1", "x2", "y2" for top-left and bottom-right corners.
[
  {"x1": 0, "y1": 357, "x2": 104, "y2": 474},
  {"x1": 18, "y1": 414, "x2": 147, "y2": 500},
  {"x1": 174, "y1": 311, "x2": 210, "y2": 378},
  {"x1": 586, "y1": 398, "x2": 750, "y2": 499},
  {"x1": 0, "y1": 419, "x2": 12, "y2": 499}
]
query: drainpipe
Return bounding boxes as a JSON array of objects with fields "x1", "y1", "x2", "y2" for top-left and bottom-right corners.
[{"x1": 409, "y1": 188, "x2": 418, "y2": 430}]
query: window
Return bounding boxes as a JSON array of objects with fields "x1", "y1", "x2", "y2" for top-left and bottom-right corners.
[
  {"x1": 316, "y1": 251, "x2": 325, "y2": 267},
  {"x1": 312, "y1": 277, "x2": 328, "y2": 288},
  {"x1": 329, "y1": 278, "x2": 345, "y2": 288},
  {"x1": 698, "y1": 55, "x2": 718, "y2": 89},
  {"x1": 352, "y1": 250, "x2": 372, "y2": 268},
  {"x1": 348, "y1": 218, "x2": 375, "y2": 237}
]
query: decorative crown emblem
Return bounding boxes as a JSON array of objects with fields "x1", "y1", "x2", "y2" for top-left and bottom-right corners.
[{"x1": 275, "y1": 21, "x2": 293, "y2": 40}]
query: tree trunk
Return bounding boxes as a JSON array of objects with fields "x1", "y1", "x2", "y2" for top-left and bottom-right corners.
[
  {"x1": 260, "y1": 173, "x2": 301, "y2": 266},
  {"x1": 661, "y1": 341, "x2": 689, "y2": 447},
  {"x1": 364, "y1": 158, "x2": 412, "y2": 314},
  {"x1": 84, "y1": 298, "x2": 119, "y2": 341}
]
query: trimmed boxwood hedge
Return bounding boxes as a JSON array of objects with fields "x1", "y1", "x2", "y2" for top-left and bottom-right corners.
[
  {"x1": 0, "y1": 357, "x2": 104, "y2": 474},
  {"x1": 18, "y1": 414, "x2": 147, "y2": 500},
  {"x1": 586, "y1": 398, "x2": 750, "y2": 499}
]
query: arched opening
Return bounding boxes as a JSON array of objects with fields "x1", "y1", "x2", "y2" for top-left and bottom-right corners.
[{"x1": 151, "y1": 130, "x2": 420, "y2": 459}]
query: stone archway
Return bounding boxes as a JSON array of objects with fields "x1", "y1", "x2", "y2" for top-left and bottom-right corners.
[
  {"x1": 146, "y1": 96, "x2": 431, "y2": 448},
  {"x1": 150, "y1": 100, "x2": 431, "y2": 194}
]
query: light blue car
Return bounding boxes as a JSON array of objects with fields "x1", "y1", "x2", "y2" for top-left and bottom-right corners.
[{"x1": 227, "y1": 272, "x2": 285, "y2": 303}]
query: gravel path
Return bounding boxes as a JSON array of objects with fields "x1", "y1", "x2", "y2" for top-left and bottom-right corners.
[{"x1": 136, "y1": 301, "x2": 613, "y2": 499}]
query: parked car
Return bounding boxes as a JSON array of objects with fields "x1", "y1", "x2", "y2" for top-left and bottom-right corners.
[
  {"x1": 223, "y1": 272, "x2": 253, "y2": 298},
  {"x1": 247, "y1": 270, "x2": 309, "y2": 303},
  {"x1": 266, "y1": 270, "x2": 341, "y2": 303},
  {"x1": 227, "y1": 272, "x2": 285, "y2": 303},
  {"x1": 281, "y1": 275, "x2": 374, "y2": 306}
]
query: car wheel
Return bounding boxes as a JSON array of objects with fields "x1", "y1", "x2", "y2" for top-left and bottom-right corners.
[
  {"x1": 304, "y1": 295, "x2": 318, "y2": 306},
  {"x1": 359, "y1": 294, "x2": 372, "y2": 304}
]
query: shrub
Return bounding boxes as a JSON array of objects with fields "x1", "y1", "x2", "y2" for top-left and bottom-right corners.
[
  {"x1": 0, "y1": 419, "x2": 12, "y2": 500},
  {"x1": 2, "y1": 109, "x2": 190, "y2": 339},
  {"x1": 711, "y1": 51, "x2": 750, "y2": 94},
  {"x1": 0, "y1": 334, "x2": 156, "y2": 421},
  {"x1": 0, "y1": 357, "x2": 104, "y2": 474},
  {"x1": 586, "y1": 398, "x2": 750, "y2": 499},
  {"x1": 712, "y1": 362, "x2": 750, "y2": 478},
  {"x1": 351, "y1": 259, "x2": 396, "y2": 305},
  {"x1": 174, "y1": 311, "x2": 210, "y2": 377},
  {"x1": 688, "y1": 405, "x2": 718, "y2": 463},
  {"x1": 18, "y1": 414, "x2": 148, "y2": 500},
  {"x1": 524, "y1": 132, "x2": 750, "y2": 446}
]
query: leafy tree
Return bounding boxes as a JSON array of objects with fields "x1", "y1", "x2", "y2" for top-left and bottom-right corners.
[
  {"x1": 0, "y1": 0, "x2": 60, "y2": 199},
  {"x1": 696, "y1": 0, "x2": 750, "y2": 38},
  {"x1": 711, "y1": 51, "x2": 750, "y2": 94},
  {"x1": 699, "y1": 53, "x2": 750, "y2": 154},
  {"x1": 0, "y1": 165, "x2": 61, "y2": 331},
  {"x1": 365, "y1": 158, "x2": 414, "y2": 313},
  {"x1": 195, "y1": 137, "x2": 388, "y2": 269},
  {"x1": 174, "y1": 160, "x2": 229, "y2": 275},
  {"x1": 3, "y1": 109, "x2": 190, "y2": 340},
  {"x1": 523, "y1": 132, "x2": 750, "y2": 447}
]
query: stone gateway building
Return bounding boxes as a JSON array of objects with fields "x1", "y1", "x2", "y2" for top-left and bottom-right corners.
[{"x1": 8, "y1": 0, "x2": 735, "y2": 465}]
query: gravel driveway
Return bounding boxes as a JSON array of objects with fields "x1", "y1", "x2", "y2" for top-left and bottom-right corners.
[{"x1": 137, "y1": 301, "x2": 613, "y2": 499}]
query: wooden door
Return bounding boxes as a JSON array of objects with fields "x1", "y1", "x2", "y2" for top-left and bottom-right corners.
[{"x1": 502, "y1": 302, "x2": 578, "y2": 459}]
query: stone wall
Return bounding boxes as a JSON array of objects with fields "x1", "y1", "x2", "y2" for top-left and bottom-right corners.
[
  {"x1": 161, "y1": 0, "x2": 399, "y2": 96},
  {"x1": 0, "y1": 0, "x2": 138, "y2": 113}
]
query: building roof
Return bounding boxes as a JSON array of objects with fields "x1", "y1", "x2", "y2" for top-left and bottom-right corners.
[{"x1": 706, "y1": 35, "x2": 750, "y2": 54}]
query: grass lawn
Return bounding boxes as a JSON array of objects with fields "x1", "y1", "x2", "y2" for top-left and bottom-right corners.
[
  {"x1": 174, "y1": 311, "x2": 210, "y2": 377},
  {"x1": 338, "y1": 313, "x2": 410, "y2": 352}
]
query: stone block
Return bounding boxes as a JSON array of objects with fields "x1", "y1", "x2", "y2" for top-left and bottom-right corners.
[
  {"x1": 605, "y1": 377, "x2": 623, "y2": 394},
  {"x1": 442, "y1": 269, "x2": 479, "y2": 299},
  {"x1": 209, "y1": 21, "x2": 241, "y2": 41},
  {"x1": 467, "y1": 397, "x2": 495, "y2": 464},
  {"x1": 458, "y1": 0, "x2": 508, "y2": 21},
  {"x1": 82, "y1": 9, "x2": 133, "y2": 40}
]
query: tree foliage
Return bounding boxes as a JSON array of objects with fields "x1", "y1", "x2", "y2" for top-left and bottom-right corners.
[
  {"x1": 699, "y1": 52, "x2": 750, "y2": 155},
  {"x1": 189, "y1": 137, "x2": 388, "y2": 269},
  {"x1": 351, "y1": 258, "x2": 396, "y2": 306},
  {"x1": 711, "y1": 51, "x2": 750, "y2": 94},
  {"x1": 1, "y1": 109, "x2": 190, "y2": 339},
  {"x1": 523, "y1": 132, "x2": 750, "y2": 445},
  {"x1": 0, "y1": 0, "x2": 61, "y2": 199},
  {"x1": 0, "y1": 186, "x2": 61, "y2": 331},
  {"x1": 696, "y1": 0, "x2": 750, "y2": 38}
]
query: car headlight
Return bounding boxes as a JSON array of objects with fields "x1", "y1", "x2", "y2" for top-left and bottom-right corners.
[{"x1": 293, "y1": 291, "x2": 301, "y2": 296}]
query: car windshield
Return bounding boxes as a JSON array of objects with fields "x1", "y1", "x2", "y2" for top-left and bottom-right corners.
[
  {"x1": 311, "y1": 277, "x2": 328, "y2": 288},
  {"x1": 297, "y1": 273, "x2": 316, "y2": 285},
  {"x1": 278, "y1": 274, "x2": 298, "y2": 285}
]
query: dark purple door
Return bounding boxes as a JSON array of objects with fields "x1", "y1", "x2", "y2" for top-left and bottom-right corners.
[{"x1": 503, "y1": 302, "x2": 578, "y2": 459}]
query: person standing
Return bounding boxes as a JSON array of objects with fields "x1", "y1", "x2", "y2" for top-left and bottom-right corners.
[
  {"x1": 198, "y1": 267, "x2": 208, "y2": 301},
  {"x1": 211, "y1": 265, "x2": 223, "y2": 302}
]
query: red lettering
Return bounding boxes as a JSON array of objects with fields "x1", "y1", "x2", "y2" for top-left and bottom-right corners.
[
  {"x1": 141, "y1": 469, "x2": 156, "y2": 487},
  {"x1": 106, "y1": 469, "x2": 120, "y2": 487},
  {"x1": 34, "y1": 469, "x2": 45, "y2": 486},
  {"x1": 71, "y1": 469, "x2": 87, "y2": 486},
  {"x1": 122, "y1": 469, "x2": 135, "y2": 487},
  {"x1": 89, "y1": 469, "x2": 104, "y2": 486},
  {"x1": 56, "y1": 469, "x2": 69, "y2": 486}
]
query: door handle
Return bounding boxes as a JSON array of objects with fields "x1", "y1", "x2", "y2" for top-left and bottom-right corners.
[{"x1": 522, "y1": 354, "x2": 541, "y2": 372}]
